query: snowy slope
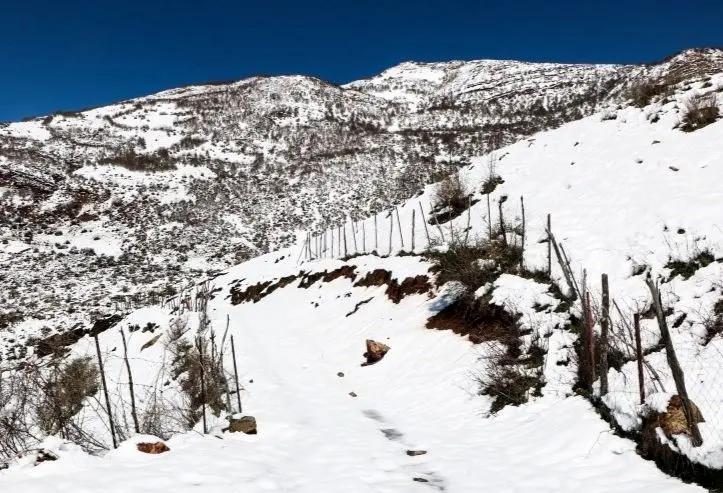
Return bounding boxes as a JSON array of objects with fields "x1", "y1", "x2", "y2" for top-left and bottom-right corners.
[{"x1": 0, "y1": 253, "x2": 705, "y2": 492}]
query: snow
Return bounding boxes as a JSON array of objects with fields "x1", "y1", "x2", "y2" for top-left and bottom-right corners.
[{"x1": 0, "y1": 253, "x2": 705, "y2": 492}]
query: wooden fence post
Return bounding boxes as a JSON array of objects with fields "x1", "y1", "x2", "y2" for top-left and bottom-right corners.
[
  {"x1": 418, "y1": 202, "x2": 431, "y2": 247},
  {"x1": 600, "y1": 274, "x2": 610, "y2": 396},
  {"x1": 230, "y1": 334, "x2": 242, "y2": 413},
  {"x1": 94, "y1": 334, "x2": 117, "y2": 448},
  {"x1": 197, "y1": 337, "x2": 208, "y2": 434},
  {"x1": 547, "y1": 214, "x2": 552, "y2": 276},
  {"x1": 395, "y1": 207, "x2": 404, "y2": 250},
  {"x1": 351, "y1": 219, "x2": 358, "y2": 254},
  {"x1": 120, "y1": 329, "x2": 140, "y2": 434},
  {"x1": 362, "y1": 221, "x2": 366, "y2": 254},
  {"x1": 411, "y1": 209, "x2": 416, "y2": 252},
  {"x1": 388, "y1": 211, "x2": 393, "y2": 255},
  {"x1": 634, "y1": 313, "x2": 645, "y2": 405},
  {"x1": 646, "y1": 278, "x2": 703, "y2": 446},
  {"x1": 374, "y1": 213, "x2": 378, "y2": 252},
  {"x1": 519, "y1": 196, "x2": 525, "y2": 271},
  {"x1": 342, "y1": 224, "x2": 348, "y2": 257}
]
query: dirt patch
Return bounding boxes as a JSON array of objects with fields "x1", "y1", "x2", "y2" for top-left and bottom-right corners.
[
  {"x1": 230, "y1": 280, "x2": 273, "y2": 304},
  {"x1": 354, "y1": 269, "x2": 392, "y2": 288},
  {"x1": 355, "y1": 269, "x2": 432, "y2": 303},
  {"x1": 426, "y1": 294, "x2": 520, "y2": 347},
  {"x1": 386, "y1": 275, "x2": 432, "y2": 304},
  {"x1": 34, "y1": 314, "x2": 123, "y2": 358}
]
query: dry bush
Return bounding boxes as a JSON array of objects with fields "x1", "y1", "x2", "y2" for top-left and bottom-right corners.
[
  {"x1": 680, "y1": 93, "x2": 719, "y2": 132},
  {"x1": 434, "y1": 174, "x2": 468, "y2": 212},
  {"x1": 427, "y1": 236, "x2": 523, "y2": 291},
  {"x1": 36, "y1": 357, "x2": 99, "y2": 436},
  {"x1": 627, "y1": 78, "x2": 668, "y2": 108},
  {"x1": 476, "y1": 342, "x2": 545, "y2": 414},
  {"x1": 167, "y1": 328, "x2": 228, "y2": 428}
]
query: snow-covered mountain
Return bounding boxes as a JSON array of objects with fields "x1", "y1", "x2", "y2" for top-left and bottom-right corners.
[
  {"x1": 1, "y1": 47, "x2": 722, "y2": 490},
  {"x1": 3, "y1": 48, "x2": 723, "y2": 337}
]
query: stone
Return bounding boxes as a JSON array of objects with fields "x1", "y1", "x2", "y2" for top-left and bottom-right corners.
[
  {"x1": 227, "y1": 415, "x2": 257, "y2": 435},
  {"x1": 136, "y1": 441, "x2": 170, "y2": 454},
  {"x1": 349, "y1": 391, "x2": 357, "y2": 397},
  {"x1": 337, "y1": 372, "x2": 345, "y2": 377},
  {"x1": 362, "y1": 339, "x2": 390, "y2": 366},
  {"x1": 406, "y1": 450, "x2": 427, "y2": 456}
]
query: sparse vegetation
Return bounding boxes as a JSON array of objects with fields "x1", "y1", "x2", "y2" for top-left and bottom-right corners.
[{"x1": 680, "y1": 93, "x2": 719, "y2": 132}]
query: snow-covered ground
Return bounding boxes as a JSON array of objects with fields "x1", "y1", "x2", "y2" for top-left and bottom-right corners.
[{"x1": 0, "y1": 253, "x2": 706, "y2": 492}]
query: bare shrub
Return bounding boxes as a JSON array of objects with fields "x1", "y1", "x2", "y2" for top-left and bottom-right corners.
[
  {"x1": 434, "y1": 174, "x2": 468, "y2": 211},
  {"x1": 36, "y1": 357, "x2": 99, "y2": 437},
  {"x1": 475, "y1": 342, "x2": 545, "y2": 414},
  {"x1": 680, "y1": 93, "x2": 719, "y2": 132}
]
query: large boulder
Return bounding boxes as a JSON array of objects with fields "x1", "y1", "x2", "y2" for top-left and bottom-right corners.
[{"x1": 362, "y1": 339, "x2": 390, "y2": 366}]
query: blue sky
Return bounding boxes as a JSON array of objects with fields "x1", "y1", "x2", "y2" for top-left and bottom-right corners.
[{"x1": 2, "y1": 0, "x2": 722, "y2": 121}]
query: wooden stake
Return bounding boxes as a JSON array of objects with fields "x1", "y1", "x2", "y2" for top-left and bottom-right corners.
[
  {"x1": 646, "y1": 278, "x2": 702, "y2": 446},
  {"x1": 362, "y1": 221, "x2": 366, "y2": 254},
  {"x1": 600, "y1": 274, "x2": 610, "y2": 396},
  {"x1": 197, "y1": 337, "x2": 208, "y2": 434},
  {"x1": 634, "y1": 313, "x2": 645, "y2": 405},
  {"x1": 388, "y1": 211, "x2": 394, "y2": 255},
  {"x1": 94, "y1": 334, "x2": 117, "y2": 448},
  {"x1": 230, "y1": 334, "x2": 242, "y2": 414},
  {"x1": 395, "y1": 207, "x2": 404, "y2": 249},
  {"x1": 417, "y1": 202, "x2": 431, "y2": 247},
  {"x1": 120, "y1": 329, "x2": 140, "y2": 434},
  {"x1": 411, "y1": 209, "x2": 416, "y2": 252},
  {"x1": 519, "y1": 196, "x2": 525, "y2": 271},
  {"x1": 486, "y1": 194, "x2": 492, "y2": 240},
  {"x1": 374, "y1": 213, "x2": 378, "y2": 252},
  {"x1": 547, "y1": 214, "x2": 552, "y2": 276},
  {"x1": 351, "y1": 219, "x2": 358, "y2": 254},
  {"x1": 342, "y1": 224, "x2": 348, "y2": 257},
  {"x1": 465, "y1": 196, "x2": 471, "y2": 245}
]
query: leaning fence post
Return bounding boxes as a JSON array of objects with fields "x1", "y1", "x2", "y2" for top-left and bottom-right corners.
[
  {"x1": 374, "y1": 213, "x2": 378, "y2": 252},
  {"x1": 94, "y1": 333, "x2": 117, "y2": 448},
  {"x1": 634, "y1": 313, "x2": 645, "y2": 405},
  {"x1": 395, "y1": 207, "x2": 404, "y2": 250},
  {"x1": 646, "y1": 278, "x2": 703, "y2": 446},
  {"x1": 600, "y1": 274, "x2": 610, "y2": 396},
  {"x1": 120, "y1": 328, "x2": 140, "y2": 434},
  {"x1": 230, "y1": 334, "x2": 243, "y2": 413},
  {"x1": 547, "y1": 214, "x2": 552, "y2": 276},
  {"x1": 418, "y1": 202, "x2": 431, "y2": 246}
]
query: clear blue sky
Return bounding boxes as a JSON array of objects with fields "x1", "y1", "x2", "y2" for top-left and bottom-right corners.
[{"x1": 2, "y1": 0, "x2": 722, "y2": 122}]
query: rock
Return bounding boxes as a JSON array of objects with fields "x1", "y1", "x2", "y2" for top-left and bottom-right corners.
[
  {"x1": 361, "y1": 339, "x2": 390, "y2": 366},
  {"x1": 337, "y1": 372, "x2": 345, "y2": 377},
  {"x1": 657, "y1": 395, "x2": 705, "y2": 438},
  {"x1": 349, "y1": 391, "x2": 357, "y2": 397},
  {"x1": 227, "y1": 415, "x2": 257, "y2": 435},
  {"x1": 136, "y1": 441, "x2": 170, "y2": 454},
  {"x1": 413, "y1": 477, "x2": 429, "y2": 483},
  {"x1": 22, "y1": 449, "x2": 58, "y2": 465},
  {"x1": 406, "y1": 450, "x2": 427, "y2": 456}
]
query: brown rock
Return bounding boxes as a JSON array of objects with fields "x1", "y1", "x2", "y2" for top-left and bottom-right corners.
[
  {"x1": 136, "y1": 441, "x2": 170, "y2": 454},
  {"x1": 658, "y1": 395, "x2": 705, "y2": 438},
  {"x1": 227, "y1": 415, "x2": 257, "y2": 435},
  {"x1": 362, "y1": 339, "x2": 390, "y2": 366}
]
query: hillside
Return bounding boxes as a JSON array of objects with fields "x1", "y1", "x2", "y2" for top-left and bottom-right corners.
[
  {"x1": 3, "y1": 49, "x2": 723, "y2": 336},
  {"x1": 1, "y1": 54, "x2": 722, "y2": 490}
]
